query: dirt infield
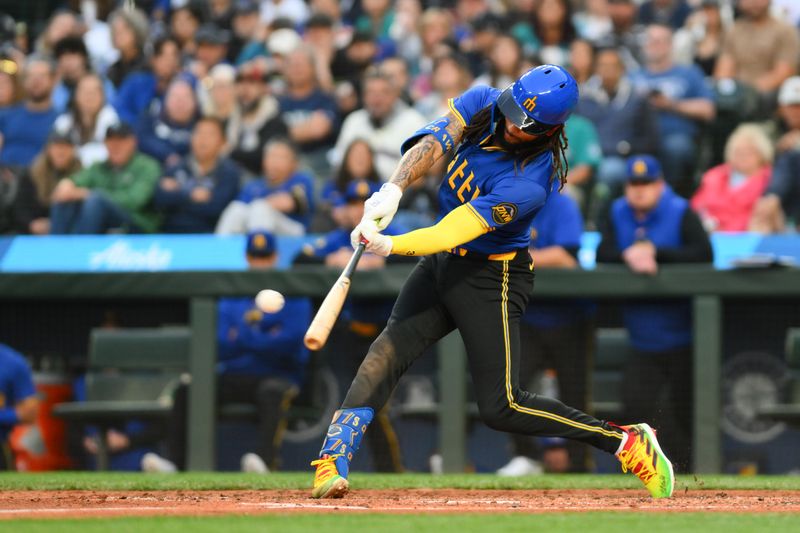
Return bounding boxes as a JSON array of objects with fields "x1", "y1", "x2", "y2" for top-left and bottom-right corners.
[{"x1": 1, "y1": 489, "x2": 799, "y2": 519}]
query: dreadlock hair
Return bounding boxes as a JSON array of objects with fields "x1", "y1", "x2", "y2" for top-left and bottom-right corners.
[{"x1": 461, "y1": 105, "x2": 570, "y2": 190}]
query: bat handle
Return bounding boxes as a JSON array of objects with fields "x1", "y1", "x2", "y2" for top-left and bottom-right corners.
[{"x1": 343, "y1": 241, "x2": 367, "y2": 279}]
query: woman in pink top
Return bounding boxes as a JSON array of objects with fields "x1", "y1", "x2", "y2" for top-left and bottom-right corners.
[{"x1": 691, "y1": 124, "x2": 772, "y2": 232}]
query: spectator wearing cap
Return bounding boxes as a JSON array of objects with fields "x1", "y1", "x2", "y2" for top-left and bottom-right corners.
[
  {"x1": 54, "y1": 73, "x2": 121, "y2": 167},
  {"x1": 216, "y1": 138, "x2": 312, "y2": 236},
  {"x1": 225, "y1": 63, "x2": 288, "y2": 175},
  {"x1": 277, "y1": 46, "x2": 339, "y2": 178},
  {"x1": 714, "y1": 0, "x2": 800, "y2": 98},
  {"x1": 751, "y1": 77, "x2": 800, "y2": 233},
  {"x1": 294, "y1": 178, "x2": 407, "y2": 473},
  {"x1": 136, "y1": 78, "x2": 198, "y2": 166},
  {"x1": 597, "y1": 154, "x2": 712, "y2": 472},
  {"x1": 0, "y1": 58, "x2": 59, "y2": 167},
  {"x1": 19, "y1": 130, "x2": 82, "y2": 234},
  {"x1": 51, "y1": 36, "x2": 116, "y2": 114},
  {"x1": 630, "y1": 24, "x2": 715, "y2": 193},
  {"x1": 638, "y1": 0, "x2": 691, "y2": 30},
  {"x1": 576, "y1": 47, "x2": 660, "y2": 193},
  {"x1": 331, "y1": 68, "x2": 426, "y2": 182},
  {"x1": 230, "y1": 0, "x2": 265, "y2": 64},
  {"x1": 113, "y1": 36, "x2": 185, "y2": 126},
  {"x1": 154, "y1": 117, "x2": 241, "y2": 233},
  {"x1": 106, "y1": 8, "x2": 149, "y2": 88},
  {"x1": 50, "y1": 123, "x2": 161, "y2": 234},
  {"x1": 141, "y1": 229, "x2": 312, "y2": 474},
  {"x1": 191, "y1": 25, "x2": 233, "y2": 80},
  {"x1": 692, "y1": 124, "x2": 773, "y2": 232}
]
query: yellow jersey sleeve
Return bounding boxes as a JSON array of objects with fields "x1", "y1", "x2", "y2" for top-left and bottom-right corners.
[{"x1": 390, "y1": 204, "x2": 489, "y2": 256}]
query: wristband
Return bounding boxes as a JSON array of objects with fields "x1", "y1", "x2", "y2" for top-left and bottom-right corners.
[{"x1": 401, "y1": 117, "x2": 454, "y2": 155}]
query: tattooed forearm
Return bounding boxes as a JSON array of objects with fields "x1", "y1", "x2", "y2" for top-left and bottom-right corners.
[
  {"x1": 389, "y1": 137, "x2": 438, "y2": 190},
  {"x1": 389, "y1": 110, "x2": 465, "y2": 191},
  {"x1": 445, "y1": 110, "x2": 466, "y2": 145}
]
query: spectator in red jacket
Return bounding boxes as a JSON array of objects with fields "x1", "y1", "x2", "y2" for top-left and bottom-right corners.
[{"x1": 691, "y1": 124, "x2": 772, "y2": 232}]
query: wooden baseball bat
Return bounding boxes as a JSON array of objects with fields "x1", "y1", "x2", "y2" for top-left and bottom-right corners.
[{"x1": 304, "y1": 241, "x2": 366, "y2": 351}]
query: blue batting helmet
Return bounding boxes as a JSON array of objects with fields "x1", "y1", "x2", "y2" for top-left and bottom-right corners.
[{"x1": 496, "y1": 64, "x2": 579, "y2": 133}]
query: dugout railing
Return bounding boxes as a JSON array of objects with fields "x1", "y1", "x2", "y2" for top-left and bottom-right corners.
[{"x1": 2, "y1": 265, "x2": 799, "y2": 473}]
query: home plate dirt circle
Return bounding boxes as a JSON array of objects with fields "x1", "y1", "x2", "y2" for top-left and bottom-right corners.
[{"x1": 1, "y1": 489, "x2": 799, "y2": 519}]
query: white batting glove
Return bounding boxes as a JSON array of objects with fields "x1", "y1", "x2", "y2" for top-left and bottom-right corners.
[
  {"x1": 350, "y1": 220, "x2": 393, "y2": 257},
  {"x1": 363, "y1": 182, "x2": 403, "y2": 230}
]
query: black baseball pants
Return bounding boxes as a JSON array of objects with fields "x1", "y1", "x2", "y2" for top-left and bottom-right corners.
[{"x1": 342, "y1": 251, "x2": 623, "y2": 454}]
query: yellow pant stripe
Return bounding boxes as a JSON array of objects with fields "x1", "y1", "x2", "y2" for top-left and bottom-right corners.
[{"x1": 500, "y1": 261, "x2": 622, "y2": 440}]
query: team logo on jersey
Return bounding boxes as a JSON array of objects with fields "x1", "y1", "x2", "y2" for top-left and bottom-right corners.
[
  {"x1": 492, "y1": 203, "x2": 518, "y2": 224},
  {"x1": 522, "y1": 96, "x2": 538, "y2": 112}
]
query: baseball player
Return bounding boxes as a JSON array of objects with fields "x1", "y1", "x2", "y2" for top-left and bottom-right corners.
[{"x1": 310, "y1": 65, "x2": 674, "y2": 500}]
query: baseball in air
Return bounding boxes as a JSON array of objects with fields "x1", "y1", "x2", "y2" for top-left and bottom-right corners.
[{"x1": 256, "y1": 289, "x2": 285, "y2": 313}]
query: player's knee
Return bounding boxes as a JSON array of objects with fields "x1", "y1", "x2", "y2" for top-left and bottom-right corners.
[{"x1": 478, "y1": 401, "x2": 517, "y2": 432}]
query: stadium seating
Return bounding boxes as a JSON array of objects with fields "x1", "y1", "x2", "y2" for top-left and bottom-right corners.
[{"x1": 53, "y1": 328, "x2": 191, "y2": 470}]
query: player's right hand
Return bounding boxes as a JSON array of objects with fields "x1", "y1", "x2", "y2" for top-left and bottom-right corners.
[
  {"x1": 351, "y1": 220, "x2": 392, "y2": 257},
  {"x1": 350, "y1": 219, "x2": 377, "y2": 250},
  {"x1": 363, "y1": 182, "x2": 403, "y2": 230}
]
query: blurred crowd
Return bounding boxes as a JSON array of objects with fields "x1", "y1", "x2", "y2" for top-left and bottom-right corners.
[
  {"x1": 0, "y1": 0, "x2": 798, "y2": 238},
  {"x1": 3, "y1": 0, "x2": 800, "y2": 476}
]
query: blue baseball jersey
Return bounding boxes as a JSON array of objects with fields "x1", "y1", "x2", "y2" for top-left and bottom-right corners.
[
  {"x1": 217, "y1": 296, "x2": 312, "y2": 385},
  {"x1": 404, "y1": 85, "x2": 556, "y2": 255},
  {"x1": 0, "y1": 344, "x2": 36, "y2": 441}
]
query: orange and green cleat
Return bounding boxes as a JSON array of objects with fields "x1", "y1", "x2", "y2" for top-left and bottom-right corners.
[
  {"x1": 310, "y1": 454, "x2": 349, "y2": 499},
  {"x1": 616, "y1": 423, "x2": 674, "y2": 499}
]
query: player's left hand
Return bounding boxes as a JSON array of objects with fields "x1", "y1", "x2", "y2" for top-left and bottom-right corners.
[
  {"x1": 363, "y1": 183, "x2": 403, "y2": 230},
  {"x1": 351, "y1": 220, "x2": 393, "y2": 257}
]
